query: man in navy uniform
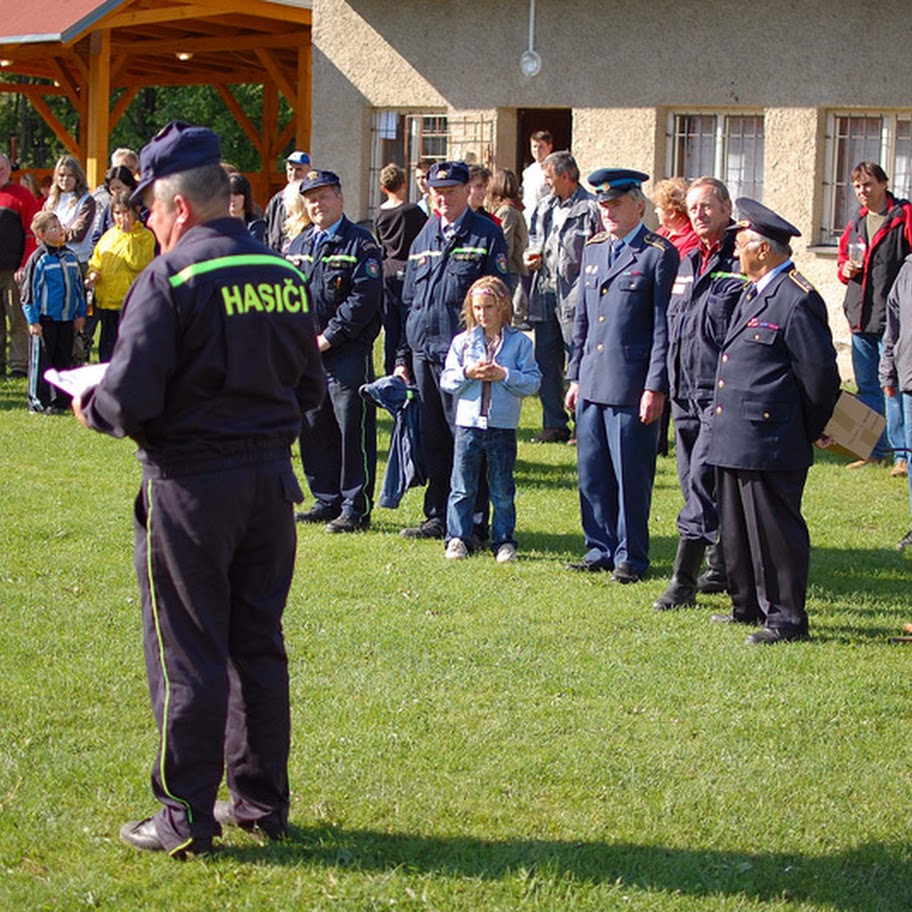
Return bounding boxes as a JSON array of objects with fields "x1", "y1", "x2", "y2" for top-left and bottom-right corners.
[
  {"x1": 565, "y1": 169, "x2": 678, "y2": 582},
  {"x1": 708, "y1": 199, "x2": 840, "y2": 644},
  {"x1": 395, "y1": 160, "x2": 509, "y2": 540},
  {"x1": 653, "y1": 177, "x2": 744, "y2": 610},
  {"x1": 287, "y1": 170, "x2": 382, "y2": 532},
  {"x1": 74, "y1": 121, "x2": 325, "y2": 855}
]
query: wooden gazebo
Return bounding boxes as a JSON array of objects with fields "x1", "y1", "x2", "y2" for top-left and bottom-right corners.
[{"x1": 0, "y1": 0, "x2": 313, "y2": 199}]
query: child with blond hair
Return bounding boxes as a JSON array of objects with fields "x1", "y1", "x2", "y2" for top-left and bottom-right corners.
[{"x1": 440, "y1": 276, "x2": 541, "y2": 562}]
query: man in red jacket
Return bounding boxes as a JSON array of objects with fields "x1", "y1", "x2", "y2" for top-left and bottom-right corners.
[
  {"x1": 0, "y1": 153, "x2": 40, "y2": 376},
  {"x1": 837, "y1": 161, "x2": 912, "y2": 474}
]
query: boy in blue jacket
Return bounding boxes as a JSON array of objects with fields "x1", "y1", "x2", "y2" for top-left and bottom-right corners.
[
  {"x1": 440, "y1": 277, "x2": 541, "y2": 562},
  {"x1": 20, "y1": 211, "x2": 86, "y2": 412}
]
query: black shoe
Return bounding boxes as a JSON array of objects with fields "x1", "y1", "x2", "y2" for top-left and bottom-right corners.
[
  {"x1": 214, "y1": 800, "x2": 286, "y2": 840},
  {"x1": 566, "y1": 558, "x2": 612, "y2": 572},
  {"x1": 296, "y1": 504, "x2": 340, "y2": 524},
  {"x1": 119, "y1": 817, "x2": 207, "y2": 857},
  {"x1": 653, "y1": 539, "x2": 703, "y2": 610},
  {"x1": 611, "y1": 562, "x2": 642, "y2": 584},
  {"x1": 531, "y1": 427, "x2": 571, "y2": 444},
  {"x1": 9, "y1": 369, "x2": 27, "y2": 378},
  {"x1": 898, "y1": 529, "x2": 912, "y2": 551},
  {"x1": 400, "y1": 517, "x2": 446, "y2": 539},
  {"x1": 746, "y1": 627, "x2": 808, "y2": 645},
  {"x1": 325, "y1": 515, "x2": 370, "y2": 533},
  {"x1": 696, "y1": 570, "x2": 728, "y2": 594}
]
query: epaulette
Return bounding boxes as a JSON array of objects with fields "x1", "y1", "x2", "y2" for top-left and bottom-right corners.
[
  {"x1": 586, "y1": 231, "x2": 611, "y2": 246},
  {"x1": 787, "y1": 269, "x2": 813, "y2": 293},
  {"x1": 643, "y1": 231, "x2": 673, "y2": 252}
]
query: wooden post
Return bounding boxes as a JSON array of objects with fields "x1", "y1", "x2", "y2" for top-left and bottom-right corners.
[
  {"x1": 85, "y1": 29, "x2": 111, "y2": 189},
  {"x1": 297, "y1": 33, "x2": 311, "y2": 155}
]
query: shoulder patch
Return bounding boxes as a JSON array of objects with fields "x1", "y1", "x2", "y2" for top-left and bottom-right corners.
[
  {"x1": 644, "y1": 231, "x2": 674, "y2": 251},
  {"x1": 788, "y1": 269, "x2": 814, "y2": 293},
  {"x1": 586, "y1": 231, "x2": 611, "y2": 246}
]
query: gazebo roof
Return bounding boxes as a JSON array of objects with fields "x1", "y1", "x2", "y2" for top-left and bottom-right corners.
[{"x1": 0, "y1": 0, "x2": 313, "y2": 188}]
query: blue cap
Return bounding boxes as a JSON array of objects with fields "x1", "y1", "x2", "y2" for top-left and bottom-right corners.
[
  {"x1": 588, "y1": 168, "x2": 649, "y2": 202},
  {"x1": 286, "y1": 150, "x2": 311, "y2": 166},
  {"x1": 299, "y1": 169, "x2": 341, "y2": 194},
  {"x1": 729, "y1": 198, "x2": 801, "y2": 245},
  {"x1": 427, "y1": 161, "x2": 469, "y2": 187},
  {"x1": 132, "y1": 121, "x2": 221, "y2": 203}
]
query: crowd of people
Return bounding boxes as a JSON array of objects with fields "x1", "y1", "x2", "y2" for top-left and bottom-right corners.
[{"x1": 2, "y1": 121, "x2": 911, "y2": 853}]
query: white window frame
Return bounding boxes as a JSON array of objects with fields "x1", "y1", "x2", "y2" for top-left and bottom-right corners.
[
  {"x1": 822, "y1": 111, "x2": 912, "y2": 244},
  {"x1": 666, "y1": 111, "x2": 765, "y2": 203}
]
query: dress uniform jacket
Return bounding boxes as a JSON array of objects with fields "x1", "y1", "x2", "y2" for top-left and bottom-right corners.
[
  {"x1": 568, "y1": 225, "x2": 678, "y2": 403},
  {"x1": 400, "y1": 209, "x2": 508, "y2": 366},
  {"x1": 667, "y1": 230, "x2": 745, "y2": 400},
  {"x1": 708, "y1": 266, "x2": 840, "y2": 471},
  {"x1": 287, "y1": 215, "x2": 382, "y2": 350}
]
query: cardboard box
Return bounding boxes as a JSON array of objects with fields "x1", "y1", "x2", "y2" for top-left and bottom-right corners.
[{"x1": 822, "y1": 390, "x2": 886, "y2": 461}]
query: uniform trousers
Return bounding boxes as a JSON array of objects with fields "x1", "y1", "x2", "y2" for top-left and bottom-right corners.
[
  {"x1": 300, "y1": 345, "x2": 376, "y2": 522},
  {"x1": 716, "y1": 466, "x2": 810, "y2": 635},
  {"x1": 576, "y1": 399, "x2": 659, "y2": 575},
  {"x1": 382, "y1": 273, "x2": 407, "y2": 377},
  {"x1": 671, "y1": 397, "x2": 719, "y2": 543},
  {"x1": 0, "y1": 268, "x2": 29, "y2": 373},
  {"x1": 531, "y1": 304, "x2": 572, "y2": 432},
  {"x1": 134, "y1": 456, "x2": 300, "y2": 854}
]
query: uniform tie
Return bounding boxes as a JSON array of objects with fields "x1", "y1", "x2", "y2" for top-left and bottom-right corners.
[{"x1": 610, "y1": 240, "x2": 624, "y2": 266}]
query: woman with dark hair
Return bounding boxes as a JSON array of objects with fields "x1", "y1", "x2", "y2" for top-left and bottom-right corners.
[
  {"x1": 489, "y1": 168, "x2": 529, "y2": 324},
  {"x1": 229, "y1": 173, "x2": 267, "y2": 243},
  {"x1": 91, "y1": 165, "x2": 138, "y2": 247}
]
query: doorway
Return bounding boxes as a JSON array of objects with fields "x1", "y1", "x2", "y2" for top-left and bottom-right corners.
[{"x1": 516, "y1": 108, "x2": 572, "y2": 172}]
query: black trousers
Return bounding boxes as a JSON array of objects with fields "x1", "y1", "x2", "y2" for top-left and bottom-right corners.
[
  {"x1": 27, "y1": 319, "x2": 74, "y2": 411},
  {"x1": 134, "y1": 457, "x2": 301, "y2": 854},
  {"x1": 716, "y1": 466, "x2": 810, "y2": 635}
]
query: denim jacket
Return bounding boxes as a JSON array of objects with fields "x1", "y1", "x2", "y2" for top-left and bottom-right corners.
[{"x1": 440, "y1": 325, "x2": 541, "y2": 429}]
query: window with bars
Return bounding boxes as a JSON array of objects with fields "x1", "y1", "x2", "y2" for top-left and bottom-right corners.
[
  {"x1": 368, "y1": 110, "x2": 494, "y2": 215},
  {"x1": 668, "y1": 113, "x2": 765, "y2": 203},
  {"x1": 822, "y1": 112, "x2": 912, "y2": 244}
]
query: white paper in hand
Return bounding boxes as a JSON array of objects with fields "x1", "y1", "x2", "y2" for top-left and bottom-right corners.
[{"x1": 44, "y1": 362, "x2": 109, "y2": 398}]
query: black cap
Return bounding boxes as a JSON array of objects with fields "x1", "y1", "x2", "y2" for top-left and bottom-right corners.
[
  {"x1": 427, "y1": 161, "x2": 469, "y2": 187},
  {"x1": 299, "y1": 169, "x2": 341, "y2": 194},
  {"x1": 132, "y1": 121, "x2": 221, "y2": 203},
  {"x1": 729, "y1": 198, "x2": 801, "y2": 245},
  {"x1": 588, "y1": 168, "x2": 649, "y2": 202}
]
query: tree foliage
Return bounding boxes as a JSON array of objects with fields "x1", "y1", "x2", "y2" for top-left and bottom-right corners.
[{"x1": 0, "y1": 80, "x2": 293, "y2": 172}]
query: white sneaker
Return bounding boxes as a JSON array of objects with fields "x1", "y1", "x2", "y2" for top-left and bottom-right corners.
[
  {"x1": 445, "y1": 538, "x2": 469, "y2": 560},
  {"x1": 495, "y1": 542, "x2": 516, "y2": 563}
]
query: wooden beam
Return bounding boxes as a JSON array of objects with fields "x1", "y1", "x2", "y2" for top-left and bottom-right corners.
[
  {"x1": 255, "y1": 47, "x2": 295, "y2": 108},
  {"x1": 184, "y1": 0, "x2": 312, "y2": 25},
  {"x1": 0, "y1": 83, "x2": 66, "y2": 96},
  {"x1": 214, "y1": 84, "x2": 265, "y2": 160},
  {"x1": 85, "y1": 29, "x2": 111, "y2": 188},
  {"x1": 22, "y1": 87, "x2": 80, "y2": 158},
  {"x1": 109, "y1": 85, "x2": 138, "y2": 130},
  {"x1": 111, "y1": 30, "x2": 305, "y2": 56},
  {"x1": 102, "y1": 4, "x2": 237, "y2": 29},
  {"x1": 46, "y1": 58, "x2": 81, "y2": 106},
  {"x1": 296, "y1": 33, "x2": 311, "y2": 154}
]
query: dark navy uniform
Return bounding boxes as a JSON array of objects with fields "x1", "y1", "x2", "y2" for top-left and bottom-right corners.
[
  {"x1": 568, "y1": 223, "x2": 678, "y2": 576},
  {"x1": 399, "y1": 201, "x2": 508, "y2": 523},
  {"x1": 287, "y1": 215, "x2": 381, "y2": 524},
  {"x1": 83, "y1": 208, "x2": 325, "y2": 853},
  {"x1": 667, "y1": 229, "x2": 744, "y2": 542},
  {"x1": 708, "y1": 264, "x2": 839, "y2": 636}
]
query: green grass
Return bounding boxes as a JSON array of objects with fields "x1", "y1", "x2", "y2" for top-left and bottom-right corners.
[{"x1": 2, "y1": 370, "x2": 912, "y2": 911}]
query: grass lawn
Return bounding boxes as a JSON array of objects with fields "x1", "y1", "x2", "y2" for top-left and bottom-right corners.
[{"x1": 1, "y1": 370, "x2": 911, "y2": 911}]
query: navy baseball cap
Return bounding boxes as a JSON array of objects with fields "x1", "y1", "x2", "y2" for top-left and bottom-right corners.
[
  {"x1": 589, "y1": 168, "x2": 649, "y2": 202},
  {"x1": 427, "y1": 161, "x2": 469, "y2": 187},
  {"x1": 286, "y1": 150, "x2": 311, "y2": 166},
  {"x1": 132, "y1": 121, "x2": 221, "y2": 202},
  {"x1": 728, "y1": 198, "x2": 801, "y2": 245},
  {"x1": 299, "y1": 169, "x2": 341, "y2": 194}
]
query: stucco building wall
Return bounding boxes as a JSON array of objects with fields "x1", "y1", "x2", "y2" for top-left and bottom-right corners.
[{"x1": 311, "y1": 0, "x2": 912, "y2": 368}]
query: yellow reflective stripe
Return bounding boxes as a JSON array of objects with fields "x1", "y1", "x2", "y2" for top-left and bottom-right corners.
[
  {"x1": 408, "y1": 249, "x2": 444, "y2": 261},
  {"x1": 168, "y1": 254, "x2": 306, "y2": 288},
  {"x1": 451, "y1": 246, "x2": 487, "y2": 255},
  {"x1": 321, "y1": 254, "x2": 357, "y2": 264},
  {"x1": 145, "y1": 478, "x2": 194, "y2": 824}
]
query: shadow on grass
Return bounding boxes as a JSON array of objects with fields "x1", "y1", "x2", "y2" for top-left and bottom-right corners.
[{"x1": 221, "y1": 826, "x2": 912, "y2": 910}]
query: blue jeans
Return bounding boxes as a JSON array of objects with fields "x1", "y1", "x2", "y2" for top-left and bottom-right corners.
[
  {"x1": 900, "y1": 392, "x2": 912, "y2": 516},
  {"x1": 447, "y1": 426, "x2": 517, "y2": 548},
  {"x1": 851, "y1": 332, "x2": 904, "y2": 461}
]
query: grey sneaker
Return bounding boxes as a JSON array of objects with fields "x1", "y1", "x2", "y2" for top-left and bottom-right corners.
[
  {"x1": 445, "y1": 538, "x2": 469, "y2": 560},
  {"x1": 495, "y1": 543, "x2": 516, "y2": 563}
]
